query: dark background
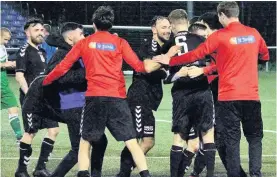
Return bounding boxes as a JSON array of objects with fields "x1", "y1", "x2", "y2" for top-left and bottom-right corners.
[{"x1": 1, "y1": 1, "x2": 276, "y2": 70}]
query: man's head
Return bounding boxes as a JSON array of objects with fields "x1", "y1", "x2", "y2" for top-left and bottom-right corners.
[
  {"x1": 92, "y1": 6, "x2": 114, "y2": 31},
  {"x1": 43, "y1": 24, "x2": 51, "y2": 36},
  {"x1": 168, "y1": 9, "x2": 188, "y2": 35},
  {"x1": 1, "y1": 27, "x2": 11, "y2": 45},
  {"x1": 188, "y1": 23, "x2": 208, "y2": 38},
  {"x1": 24, "y1": 17, "x2": 45, "y2": 45},
  {"x1": 217, "y1": 1, "x2": 240, "y2": 27},
  {"x1": 198, "y1": 12, "x2": 222, "y2": 35},
  {"x1": 150, "y1": 16, "x2": 171, "y2": 43},
  {"x1": 61, "y1": 22, "x2": 84, "y2": 46}
]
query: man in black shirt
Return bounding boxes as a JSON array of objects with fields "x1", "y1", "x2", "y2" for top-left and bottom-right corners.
[
  {"x1": 117, "y1": 16, "x2": 171, "y2": 177},
  {"x1": 161, "y1": 9, "x2": 216, "y2": 177},
  {"x1": 15, "y1": 18, "x2": 59, "y2": 177}
]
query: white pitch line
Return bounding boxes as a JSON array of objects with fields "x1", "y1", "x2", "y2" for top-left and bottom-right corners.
[
  {"x1": 262, "y1": 100, "x2": 276, "y2": 102},
  {"x1": 1, "y1": 154, "x2": 276, "y2": 160},
  {"x1": 155, "y1": 119, "x2": 277, "y2": 134}
]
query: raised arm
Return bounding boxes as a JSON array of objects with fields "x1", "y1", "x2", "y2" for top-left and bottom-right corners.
[
  {"x1": 42, "y1": 40, "x2": 83, "y2": 85},
  {"x1": 121, "y1": 39, "x2": 148, "y2": 73},
  {"x1": 169, "y1": 32, "x2": 220, "y2": 66}
]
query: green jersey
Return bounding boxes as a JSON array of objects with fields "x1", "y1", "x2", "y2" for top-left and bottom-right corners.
[{"x1": 0, "y1": 45, "x2": 8, "y2": 87}]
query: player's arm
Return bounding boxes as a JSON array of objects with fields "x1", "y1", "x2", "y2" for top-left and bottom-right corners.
[
  {"x1": 164, "y1": 66, "x2": 188, "y2": 84},
  {"x1": 0, "y1": 48, "x2": 16, "y2": 68},
  {"x1": 15, "y1": 72, "x2": 28, "y2": 94},
  {"x1": 0, "y1": 61, "x2": 16, "y2": 68},
  {"x1": 154, "y1": 33, "x2": 219, "y2": 66},
  {"x1": 15, "y1": 50, "x2": 29, "y2": 94},
  {"x1": 169, "y1": 33, "x2": 219, "y2": 66},
  {"x1": 58, "y1": 67, "x2": 85, "y2": 85},
  {"x1": 257, "y1": 32, "x2": 269, "y2": 64},
  {"x1": 138, "y1": 39, "x2": 165, "y2": 76},
  {"x1": 46, "y1": 51, "x2": 85, "y2": 85},
  {"x1": 121, "y1": 39, "x2": 150, "y2": 73},
  {"x1": 143, "y1": 59, "x2": 162, "y2": 73},
  {"x1": 43, "y1": 40, "x2": 83, "y2": 85}
]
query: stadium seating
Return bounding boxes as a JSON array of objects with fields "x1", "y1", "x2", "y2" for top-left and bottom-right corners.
[{"x1": 1, "y1": 2, "x2": 27, "y2": 48}]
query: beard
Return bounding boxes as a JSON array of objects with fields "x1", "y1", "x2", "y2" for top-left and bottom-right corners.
[
  {"x1": 157, "y1": 33, "x2": 170, "y2": 43},
  {"x1": 30, "y1": 35, "x2": 44, "y2": 45}
]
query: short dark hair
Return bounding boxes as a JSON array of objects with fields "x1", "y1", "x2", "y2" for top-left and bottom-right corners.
[
  {"x1": 150, "y1": 16, "x2": 168, "y2": 27},
  {"x1": 217, "y1": 1, "x2": 239, "y2": 18},
  {"x1": 24, "y1": 17, "x2": 44, "y2": 30},
  {"x1": 189, "y1": 17, "x2": 199, "y2": 25},
  {"x1": 198, "y1": 12, "x2": 223, "y2": 30},
  {"x1": 168, "y1": 9, "x2": 188, "y2": 23},
  {"x1": 188, "y1": 23, "x2": 207, "y2": 33},
  {"x1": 92, "y1": 6, "x2": 114, "y2": 31},
  {"x1": 61, "y1": 22, "x2": 83, "y2": 35},
  {"x1": 43, "y1": 24, "x2": 51, "y2": 33}
]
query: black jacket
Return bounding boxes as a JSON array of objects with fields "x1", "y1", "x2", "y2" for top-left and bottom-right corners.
[{"x1": 43, "y1": 35, "x2": 87, "y2": 109}]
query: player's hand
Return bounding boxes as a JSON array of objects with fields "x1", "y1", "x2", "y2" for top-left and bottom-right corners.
[
  {"x1": 113, "y1": 33, "x2": 118, "y2": 36},
  {"x1": 167, "y1": 45, "x2": 181, "y2": 57},
  {"x1": 176, "y1": 66, "x2": 189, "y2": 77},
  {"x1": 10, "y1": 61, "x2": 16, "y2": 68},
  {"x1": 187, "y1": 66, "x2": 204, "y2": 78},
  {"x1": 4, "y1": 61, "x2": 16, "y2": 68},
  {"x1": 153, "y1": 54, "x2": 170, "y2": 65}
]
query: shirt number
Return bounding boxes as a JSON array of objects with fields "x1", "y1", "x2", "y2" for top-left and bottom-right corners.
[{"x1": 175, "y1": 36, "x2": 188, "y2": 56}]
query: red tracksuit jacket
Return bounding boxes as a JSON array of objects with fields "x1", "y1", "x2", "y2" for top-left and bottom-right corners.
[{"x1": 43, "y1": 31, "x2": 145, "y2": 98}]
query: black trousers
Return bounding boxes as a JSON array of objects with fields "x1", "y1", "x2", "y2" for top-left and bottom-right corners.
[{"x1": 217, "y1": 101, "x2": 263, "y2": 177}]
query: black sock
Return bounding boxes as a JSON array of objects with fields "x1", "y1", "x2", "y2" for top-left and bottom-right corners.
[
  {"x1": 178, "y1": 149, "x2": 195, "y2": 177},
  {"x1": 118, "y1": 146, "x2": 134, "y2": 177},
  {"x1": 51, "y1": 150, "x2": 78, "y2": 177},
  {"x1": 203, "y1": 143, "x2": 216, "y2": 177},
  {"x1": 91, "y1": 134, "x2": 108, "y2": 177},
  {"x1": 77, "y1": 170, "x2": 90, "y2": 177},
  {"x1": 36, "y1": 138, "x2": 55, "y2": 170},
  {"x1": 18, "y1": 142, "x2": 32, "y2": 172},
  {"x1": 170, "y1": 145, "x2": 183, "y2": 177},
  {"x1": 139, "y1": 170, "x2": 151, "y2": 177},
  {"x1": 191, "y1": 148, "x2": 206, "y2": 176}
]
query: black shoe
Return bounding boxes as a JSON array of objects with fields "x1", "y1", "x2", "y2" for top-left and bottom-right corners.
[
  {"x1": 77, "y1": 171, "x2": 90, "y2": 177},
  {"x1": 15, "y1": 170, "x2": 30, "y2": 177},
  {"x1": 33, "y1": 169, "x2": 52, "y2": 177}
]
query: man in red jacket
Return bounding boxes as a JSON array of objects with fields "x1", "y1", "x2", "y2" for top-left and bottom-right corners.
[
  {"x1": 154, "y1": 2, "x2": 269, "y2": 177},
  {"x1": 43, "y1": 6, "x2": 155, "y2": 177}
]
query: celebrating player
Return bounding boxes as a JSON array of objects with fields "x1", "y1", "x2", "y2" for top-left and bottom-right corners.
[
  {"x1": 42, "y1": 6, "x2": 157, "y2": 177},
  {"x1": 117, "y1": 16, "x2": 171, "y2": 177},
  {"x1": 161, "y1": 9, "x2": 216, "y2": 177}
]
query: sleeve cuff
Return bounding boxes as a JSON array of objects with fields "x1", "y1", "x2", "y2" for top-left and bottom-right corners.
[{"x1": 15, "y1": 69, "x2": 25, "y2": 73}]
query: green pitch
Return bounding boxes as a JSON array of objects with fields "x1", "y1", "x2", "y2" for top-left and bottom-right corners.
[{"x1": 1, "y1": 72, "x2": 276, "y2": 177}]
